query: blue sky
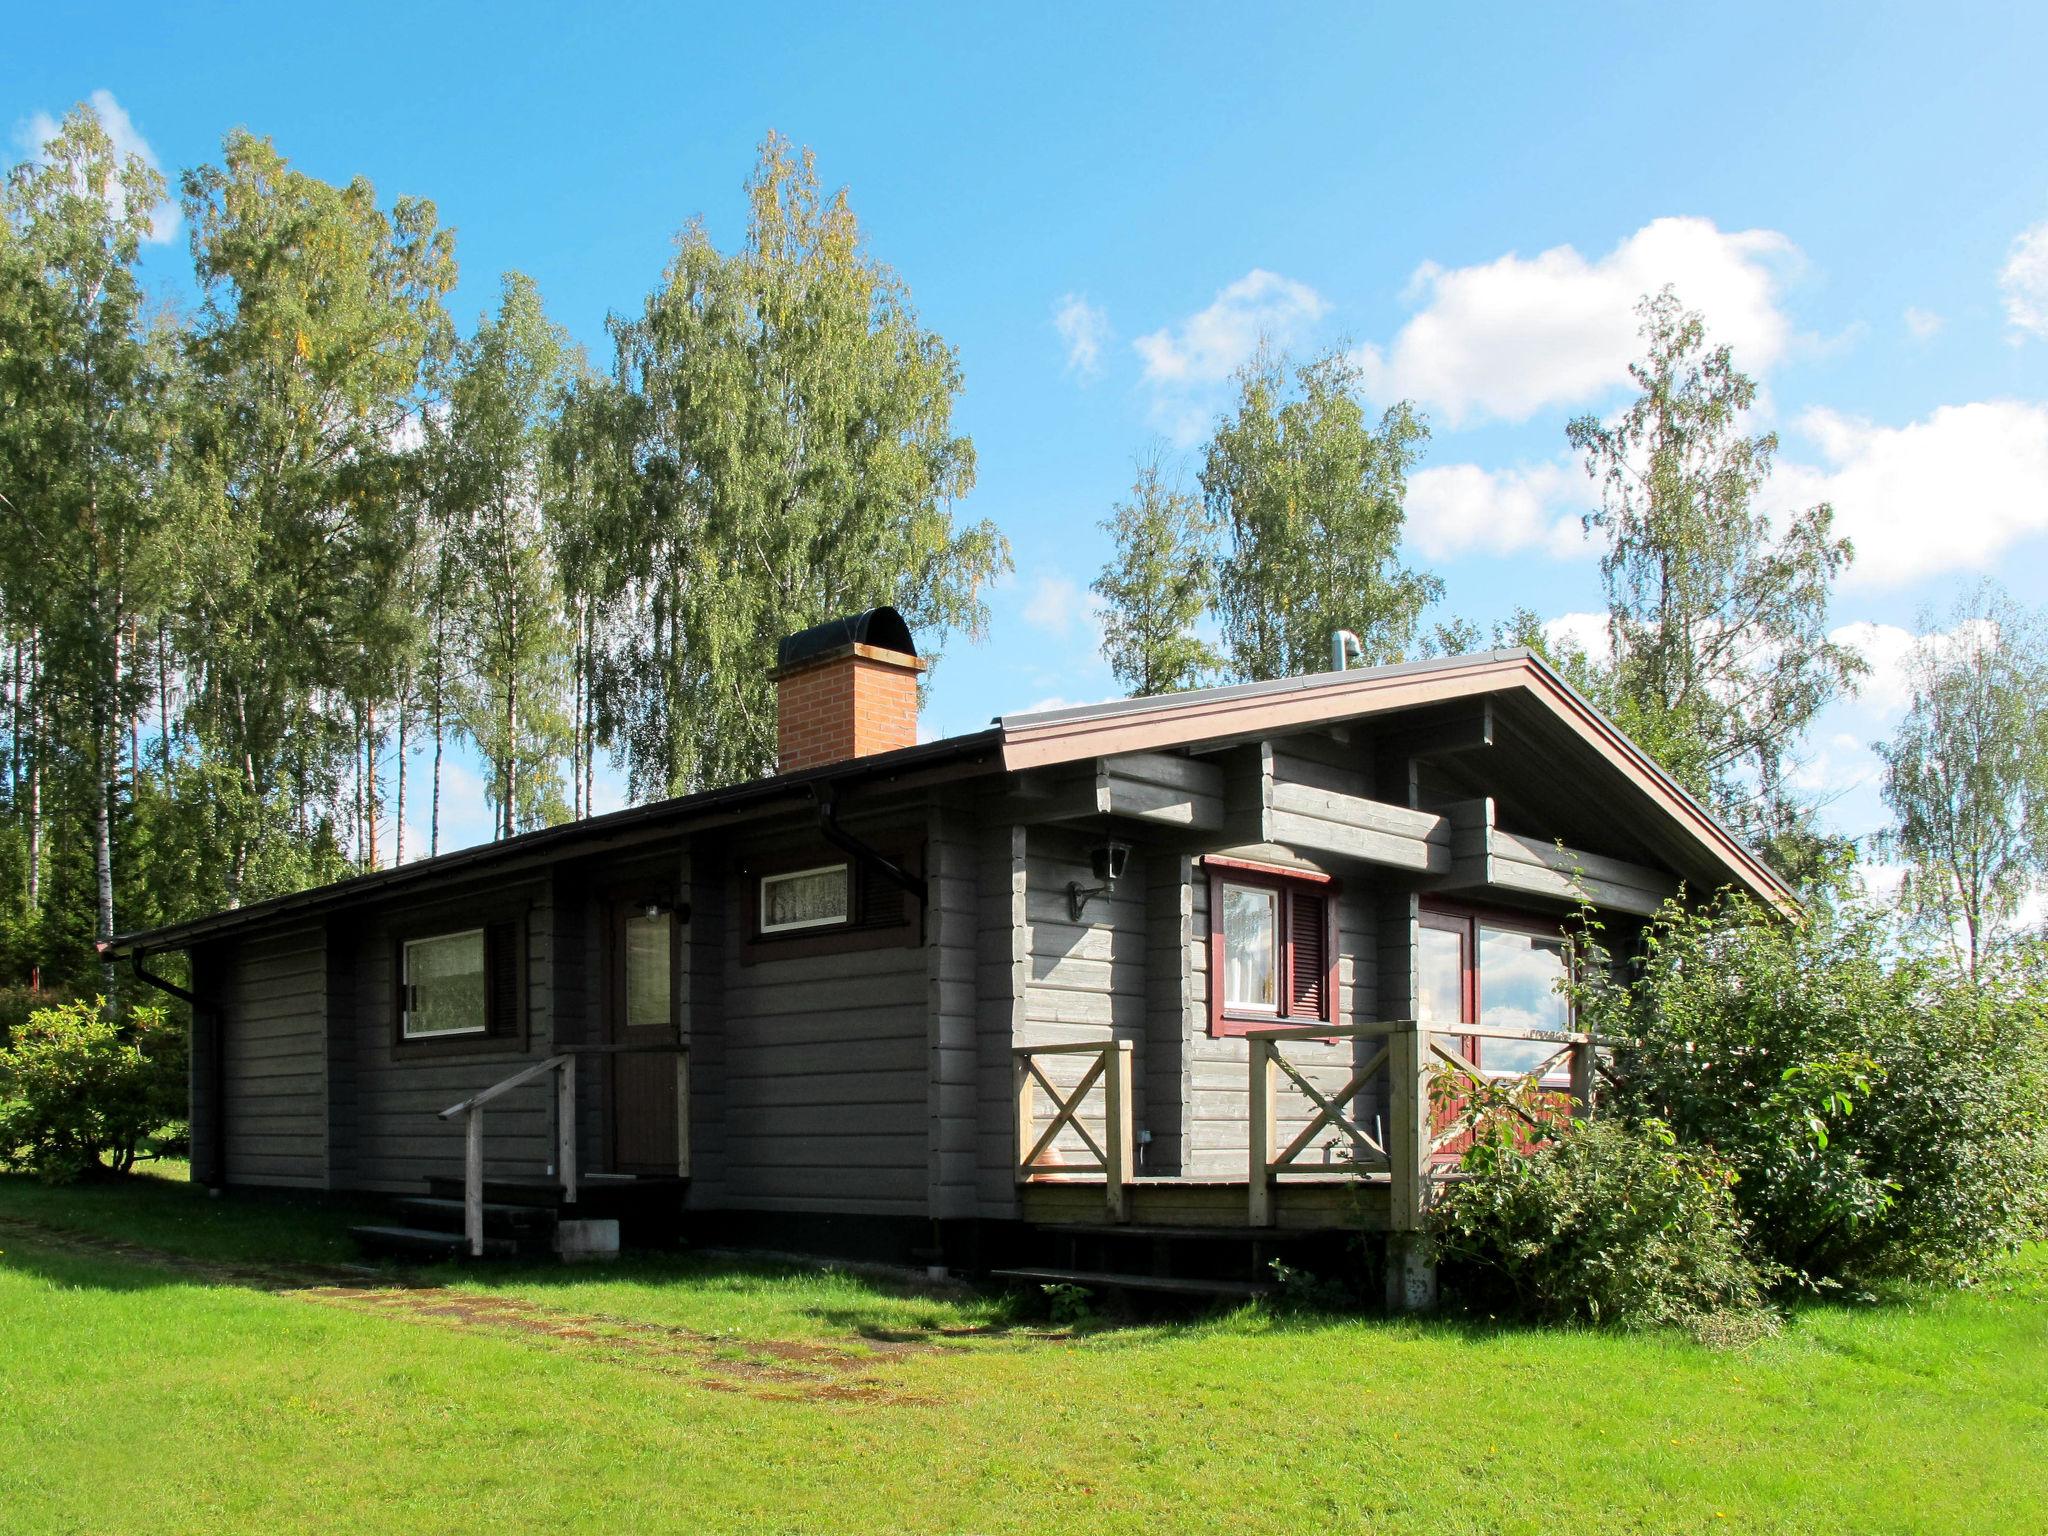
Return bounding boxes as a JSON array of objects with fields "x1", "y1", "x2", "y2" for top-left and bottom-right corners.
[{"x1": 9, "y1": 3, "x2": 2048, "y2": 867}]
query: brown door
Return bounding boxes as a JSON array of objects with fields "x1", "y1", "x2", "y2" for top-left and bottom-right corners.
[{"x1": 609, "y1": 903, "x2": 680, "y2": 1173}]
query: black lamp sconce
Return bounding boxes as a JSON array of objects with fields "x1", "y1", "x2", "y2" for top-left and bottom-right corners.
[{"x1": 1067, "y1": 839, "x2": 1132, "y2": 922}]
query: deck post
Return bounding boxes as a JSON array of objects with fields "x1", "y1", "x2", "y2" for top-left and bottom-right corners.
[
  {"x1": 1013, "y1": 1051, "x2": 1036, "y2": 1183},
  {"x1": 557, "y1": 1054, "x2": 578, "y2": 1205},
  {"x1": 1384, "y1": 1021, "x2": 1436, "y2": 1311},
  {"x1": 674, "y1": 1048, "x2": 691, "y2": 1179},
  {"x1": 1247, "y1": 1037, "x2": 1276, "y2": 1227},
  {"x1": 464, "y1": 1107, "x2": 485, "y2": 1259},
  {"x1": 1105, "y1": 1040, "x2": 1134, "y2": 1223},
  {"x1": 1570, "y1": 1037, "x2": 1595, "y2": 1119}
]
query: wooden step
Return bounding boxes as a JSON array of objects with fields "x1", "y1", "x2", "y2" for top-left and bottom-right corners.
[
  {"x1": 350, "y1": 1224, "x2": 517, "y2": 1261},
  {"x1": 991, "y1": 1266, "x2": 1275, "y2": 1300},
  {"x1": 393, "y1": 1197, "x2": 555, "y2": 1235}
]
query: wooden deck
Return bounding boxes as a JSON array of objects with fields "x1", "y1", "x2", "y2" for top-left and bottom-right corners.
[{"x1": 1020, "y1": 1173, "x2": 1392, "y2": 1231}]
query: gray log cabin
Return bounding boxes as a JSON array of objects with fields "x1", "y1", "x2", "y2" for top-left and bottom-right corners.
[{"x1": 106, "y1": 608, "x2": 1790, "y2": 1303}]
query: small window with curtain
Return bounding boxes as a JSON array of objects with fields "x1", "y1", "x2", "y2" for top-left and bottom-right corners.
[
  {"x1": 758, "y1": 862, "x2": 851, "y2": 934},
  {"x1": 1205, "y1": 857, "x2": 1337, "y2": 1037}
]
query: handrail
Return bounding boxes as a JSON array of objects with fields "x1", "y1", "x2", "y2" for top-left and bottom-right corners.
[
  {"x1": 1014, "y1": 1039, "x2": 1135, "y2": 1222},
  {"x1": 437, "y1": 1054, "x2": 570, "y2": 1121},
  {"x1": 433, "y1": 1044, "x2": 691, "y2": 1257}
]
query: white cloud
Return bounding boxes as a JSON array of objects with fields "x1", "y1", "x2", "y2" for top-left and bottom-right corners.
[
  {"x1": 1903, "y1": 306, "x2": 1944, "y2": 340},
  {"x1": 1053, "y1": 293, "x2": 1110, "y2": 377},
  {"x1": 1354, "y1": 217, "x2": 1803, "y2": 426},
  {"x1": 1020, "y1": 571, "x2": 1103, "y2": 642},
  {"x1": 1542, "y1": 610, "x2": 1611, "y2": 665},
  {"x1": 2000, "y1": 217, "x2": 2048, "y2": 341},
  {"x1": 1829, "y1": 615, "x2": 2005, "y2": 716},
  {"x1": 1133, "y1": 269, "x2": 1329, "y2": 386},
  {"x1": 15, "y1": 89, "x2": 179, "y2": 243},
  {"x1": 1774, "y1": 401, "x2": 2048, "y2": 587},
  {"x1": 1405, "y1": 460, "x2": 1593, "y2": 562}
]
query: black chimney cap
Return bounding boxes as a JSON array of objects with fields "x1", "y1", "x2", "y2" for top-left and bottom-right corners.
[{"x1": 775, "y1": 606, "x2": 918, "y2": 671}]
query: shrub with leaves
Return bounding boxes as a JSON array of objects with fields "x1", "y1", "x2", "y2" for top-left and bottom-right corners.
[
  {"x1": 1428, "y1": 1072, "x2": 1778, "y2": 1342},
  {"x1": 1591, "y1": 897, "x2": 2048, "y2": 1287},
  {"x1": 0, "y1": 997, "x2": 185, "y2": 1181}
]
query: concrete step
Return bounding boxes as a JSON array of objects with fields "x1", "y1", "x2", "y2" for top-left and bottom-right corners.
[{"x1": 991, "y1": 1266, "x2": 1276, "y2": 1300}]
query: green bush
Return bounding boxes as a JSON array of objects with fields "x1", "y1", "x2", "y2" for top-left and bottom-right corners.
[
  {"x1": 1591, "y1": 898, "x2": 2048, "y2": 1288},
  {"x1": 1428, "y1": 1075, "x2": 1778, "y2": 1342},
  {"x1": 0, "y1": 996, "x2": 186, "y2": 1181}
]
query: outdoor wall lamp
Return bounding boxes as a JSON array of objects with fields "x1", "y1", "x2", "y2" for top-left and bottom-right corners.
[{"x1": 1068, "y1": 839, "x2": 1132, "y2": 922}]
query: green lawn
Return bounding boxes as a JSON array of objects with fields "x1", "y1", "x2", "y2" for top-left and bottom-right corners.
[{"x1": 2, "y1": 1169, "x2": 2044, "y2": 1535}]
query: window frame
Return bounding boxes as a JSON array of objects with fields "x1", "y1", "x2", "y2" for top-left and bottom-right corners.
[
  {"x1": 756, "y1": 861, "x2": 853, "y2": 936},
  {"x1": 1203, "y1": 855, "x2": 1339, "y2": 1039},
  {"x1": 1417, "y1": 899, "x2": 1577, "y2": 1079},
  {"x1": 400, "y1": 926, "x2": 490, "y2": 1041},
  {"x1": 389, "y1": 904, "x2": 532, "y2": 1058},
  {"x1": 741, "y1": 840, "x2": 924, "y2": 963}
]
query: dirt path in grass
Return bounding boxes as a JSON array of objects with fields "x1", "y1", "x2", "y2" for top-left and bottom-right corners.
[{"x1": 0, "y1": 1214, "x2": 955, "y2": 1405}]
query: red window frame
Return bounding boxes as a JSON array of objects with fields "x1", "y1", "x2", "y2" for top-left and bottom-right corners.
[
  {"x1": 1204, "y1": 855, "x2": 1339, "y2": 1038},
  {"x1": 1418, "y1": 899, "x2": 1576, "y2": 1076}
]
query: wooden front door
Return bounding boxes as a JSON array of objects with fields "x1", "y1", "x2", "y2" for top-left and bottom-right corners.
[{"x1": 609, "y1": 903, "x2": 680, "y2": 1173}]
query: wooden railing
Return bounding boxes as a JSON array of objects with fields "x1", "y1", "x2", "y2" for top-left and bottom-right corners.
[
  {"x1": 437, "y1": 1042, "x2": 691, "y2": 1258},
  {"x1": 1013, "y1": 1040, "x2": 1135, "y2": 1222},
  {"x1": 1246, "y1": 1024, "x2": 1394, "y2": 1226},
  {"x1": 439, "y1": 1054, "x2": 578, "y2": 1258},
  {"x1": 1249, "y1": 1020, "x2": 1598, "y2": 1228}
]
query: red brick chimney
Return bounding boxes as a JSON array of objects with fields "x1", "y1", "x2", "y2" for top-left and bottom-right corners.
[{"x1": 770, "y1": 607, "x2": 927, "y2": 774}]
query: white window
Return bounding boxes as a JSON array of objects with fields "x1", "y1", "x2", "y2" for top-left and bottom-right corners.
[
  {"x1": 1220, "y1": 882, "x2": 1279, "y2": 1013},
  {"x1": 403, "y1": 928, "x2": 487, "y2": 1038},
  {"x1": 759, "y1": 863, "x2": 851, "y2": 934}
]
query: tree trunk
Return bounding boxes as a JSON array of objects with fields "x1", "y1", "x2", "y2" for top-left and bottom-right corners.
[
  {"x1": 94, "y1": 705, "x2": 116, "y2": 1002},
  {"x1": 156, "y1": 617, "x2": 171, "y2": 772},
  {"x1": 365, "y1": 698, "x2": 379, "y2": 871},
  {"x1": 503, "y1": 673, "x2": 518, "y2": 839},
  {"x1": 395, "y1": 680, "x2": 409, "y2": 866}
]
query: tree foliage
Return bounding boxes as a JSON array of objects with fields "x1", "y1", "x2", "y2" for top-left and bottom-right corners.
[
  {"x1": 1567, "y1": 290, "x2": 1865, "y2": 866},
  {"x1": 1877, "y1": 582, "x2": 2048, "y2": 977},
  {"x1": 1591, "y1": 895, "x2": 2048, "y2": 1288},
  {"x1": 1203, "y1": 347, "x2": 1437, "y2": 680},
  {"x1": 0, "y1": 995, "x2": 184, "y2": 1180},
  {"x1": 1090, "y1": 458, "x2": 1221, "y2": 696},
  {"x1": 568, "y1": 135, "x2": 1008, "y2": 796}
]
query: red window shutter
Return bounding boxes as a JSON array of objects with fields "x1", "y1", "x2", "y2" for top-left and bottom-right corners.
[{"x1": 1288, "y1": 890, "x2": 1328, "y2": 1020}]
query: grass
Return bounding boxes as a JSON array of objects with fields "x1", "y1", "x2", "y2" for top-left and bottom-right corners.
[{"x1": 2, "y1": 1168, "x2": 2045, "y2": 1534}]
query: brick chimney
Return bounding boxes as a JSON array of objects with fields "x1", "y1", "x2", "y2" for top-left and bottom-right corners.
[{"x1": 770, "y1": 607, "x2": 927, "y2": 774}]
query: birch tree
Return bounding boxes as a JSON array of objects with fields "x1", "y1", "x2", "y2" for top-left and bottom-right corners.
[
  {"x1": 0, "y1": 105, "x2": 177, "y2": 982},
  {"x1": 1091, "y1": 458, "x2": 1222, "y2": 695},
  {"x1": 1202, "y1": 347, "x2": 1436, "y2": 681},
  {"x1": 578, "y1": 134, "x2": 1007, "y2": 795},
  {"x1": 435, "y1": 273, "x2": 576, "y2": 836},
  {"x1": 1877, "y1": 583, "x2": 2048, "y2": 978},
  {"x1": 1568, "y1": 289, "x2": 1864, "y2": 855},
  {"x1": 178, "y1": 131, "x2": 455, "y2": 898}
]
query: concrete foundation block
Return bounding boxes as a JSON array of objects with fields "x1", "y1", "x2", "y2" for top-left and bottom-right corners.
[{"x1": 554, "y1": 1218, "x2": 621, "y2": 1262}]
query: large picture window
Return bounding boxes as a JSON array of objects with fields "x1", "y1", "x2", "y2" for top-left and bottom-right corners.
[
  {"x1": 402, "y1": 928, "x2": 488, "y2": 1039},
  {"x1": 1419, "y1": 905, "x2": 1573, "y2": 1077},
  {"x1": 1206, "y1": 857, "x2": 1336, "y2": 1037}
]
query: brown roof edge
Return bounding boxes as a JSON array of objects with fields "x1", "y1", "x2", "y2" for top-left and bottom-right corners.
[
  {"x1": 105, "y1": 729, "x2": 1004, "y2": 957},
  {"x1": 997, "y1": 651, "x2": 1797, "y2": 914}
]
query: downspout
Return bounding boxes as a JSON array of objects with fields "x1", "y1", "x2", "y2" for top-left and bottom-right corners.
[{"x1": 811, "y1": 785, "x2": 927, "y2": 906}]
